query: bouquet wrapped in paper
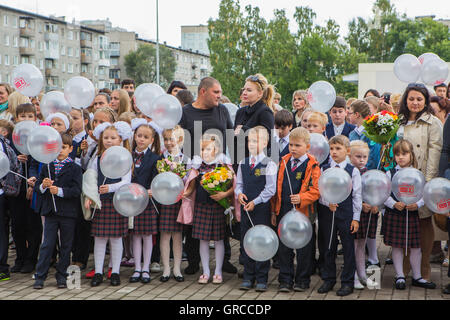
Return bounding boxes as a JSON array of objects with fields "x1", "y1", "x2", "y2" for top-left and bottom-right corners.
[
  {"x1": 200, "y1": 166, "x2": 234, "y2": 209},
  {"x1": 156, "y1": 156, "x2": 187, "y2": 178},
  {"x1": 363, "y1": 110, "x2": 402, "y2": 170}
]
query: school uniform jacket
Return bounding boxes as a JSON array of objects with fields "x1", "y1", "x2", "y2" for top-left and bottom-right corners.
[{"x1": 131, "y1": 149, "x2": 162, "y2": 189}]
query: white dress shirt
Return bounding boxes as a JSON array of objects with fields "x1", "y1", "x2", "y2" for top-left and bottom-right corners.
[
  {"x1": 235, "y1": 152, "x2": 277, "y2": 206},
  {"x1": 319, "y1": 159, "x2": 362, "y2": 221},
  {"x1": 88, "y1": 156, "x2": 132, "y2": 193},
  {"x1": 333, "y1": 123, "x2": 345, "y2": 136},
  {"x1": 384, "y1": 165, "x2": 425, "y2": 209},
  {"x1": 39, "y1": 159, "x2": 69, "y2": 198},
  {"x1": 355, "y1": 125, "x2": 364, "y2": 136}
]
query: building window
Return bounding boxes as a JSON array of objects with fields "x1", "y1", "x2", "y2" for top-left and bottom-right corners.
[
  {"x1": 3, "y1": 15, "x2": 8, "y2": 26},
  {"x1": 61, "y1": 46, "x2": 65, "y2": 55},
  {"x1": 39, "y1": 60, "x2": 44, "y2": 70},
  {"x1": 62, "y1": 63, "x2": 65, "y2": 72},
  {"x1": 39, "y1": 41, "x2": 43, "y2": 51},
  {"x1": 68, "y1": 47, "x2": 73, "y2": 57},
  {"x1": 13, "y1": 36, "x2": 18, "y2": 47},
  {"x1": 21, "y1": 56, "x2": 29, "y2": 64},
  {"x1": 68, "y1": 30, "x2": 73, "y2": 40},
  {"x1": 4, "y1": 35, "x2": 9, "y2": 46},
  {"x1": 30, "y1": 39, "x2": 35, "y2": 48},
  {"x1": 68, "y1": 63, "x2": 73, "y2": 73},
  {"x1": 13, "y1": 56, "x2": 19, "y2": 66},
  {"x1": 76, "y1": 49, "x2": 80, "y2": 57},
  {"x1": 31, "y1": 58, "x2": 36, "y2": 66},
  {"x1": 12, "y1": 17, "x2": 17, "y2": 28},
  {"x1": 110, "y1": 57, "x2": 119, "y2": 66}
]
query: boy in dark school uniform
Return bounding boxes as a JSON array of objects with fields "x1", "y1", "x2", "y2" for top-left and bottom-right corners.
[
  {"x1": 33, "y1": 133, "x2": 83, "y2": 289},
  {"x1": 325, "y1": 97, "x2": 355, "y2": 140}
]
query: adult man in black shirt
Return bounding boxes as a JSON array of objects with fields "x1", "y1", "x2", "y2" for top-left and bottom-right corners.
[{"x1": 179, "y1": 77, "x2": 237, "y2": 275}]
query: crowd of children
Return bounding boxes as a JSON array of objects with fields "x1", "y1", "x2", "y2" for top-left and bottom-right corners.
[{"x1": 0, "y1": 79, "x2": 448, "y2": 298}]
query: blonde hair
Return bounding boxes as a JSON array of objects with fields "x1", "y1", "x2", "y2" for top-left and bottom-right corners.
[
  {"x1": 329, "y1": 135, "x2": 350, "y2": 148},
  {"x1": 350, "y1": 140, "x2": 370, "y2": 155},
  {"x1": 292, "y1": 90, "x2": 311, "y2": 110},
  {"x1": 112, "y1": 89, "x2": 131, "y2": 117},
  {"x1": 307, "y1": 111, "x2": 328, "y2": 128},
  {"x1": 390, "y1": 93, "x2": 402, "y2": 113},
  {"x1": 346, "y1": 98, "x2": 357, "y2": 107},
  {"x1": 246, "y1": 74, "x2": 276, "y2": 113},
  {"x1": 248, "y1": 125, "x2": 269, "y2": 144},
  {"x1": 118, "y1": 111, "x2": 136, "y2": 125},
  {"x1": 289, "y1": 127, "x2": 310, "y2": 145},
  {"x1": 201, "y1": 133, "x2": 222, "y2": 155},
  {"x1": 365, "y1": 96, "x2": 380, "y2": 112},
  {"x1": 8, "y1": 91, "x2": 30, "y2": 118},
  {"x1": 94, "y1": 107, "x2": 118, "y2": 124},
  {"x1": 162, "y1": 125, "x2": 185, "y2": 148}
]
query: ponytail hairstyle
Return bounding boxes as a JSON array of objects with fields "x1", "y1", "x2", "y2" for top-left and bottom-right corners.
[
  {"x1": 131, "y1": 119, "x2": 161, "y2": 155},
  {"x1": 246, "y1": 74, "x2": 276, "y2": 113}
]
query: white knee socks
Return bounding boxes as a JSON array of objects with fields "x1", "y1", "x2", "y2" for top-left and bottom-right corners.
[
  {"x1": 172, "y1": 232, "x2": 183, "y2": 277},
  {"x1": 392, "y1": 247, "x2": 405, "y2": 280},
  {"x1": 94, "y1": 237, "x2": 108, "y2": 274},
  {"x1": 354, "y1": 239, "x2": 367, "y2": 281},
  {"x1": 133, "y1": 235, "x2": 153, "y2": 277},
  {"x1": 367, "y1": 238, "x2": 379, "y2": 264},
  {"x1": 200, "y1": 240, "x2": 210, "y2": 277},
  {"x1": 199, "y1": 240, "x2": 225, "y2": 278},
  {"x1": 110, "y1": 237, "x2": 123, "y2": 274},
  {"x1": 409, "y1": 248, "x2": 423, "y2": 281},
  {"x1": 214, "y1": 240, "x2": 225, "y2": 277}
]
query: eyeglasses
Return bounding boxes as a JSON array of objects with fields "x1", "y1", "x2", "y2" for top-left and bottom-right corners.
[
  {"x1": 246, "y1": 75, "x2": 264, "y2": 89},
  {"x1": 407, "y1": 83, "x2": 426, "y2": 89}
]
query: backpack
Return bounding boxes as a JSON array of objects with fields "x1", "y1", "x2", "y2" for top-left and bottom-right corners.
[{"x1": 0, "y1": 137, "x2": 23, "y2": 197}]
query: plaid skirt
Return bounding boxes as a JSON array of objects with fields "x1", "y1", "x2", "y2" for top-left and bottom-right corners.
[
  {"x1": 159, "y1": 202, "x2": 183, "y2": 233},
  {"x1": 383, "y1": 208, "x2": 420, "y2": 248},
  {"x1": 355, "y1": 211, "x2": 379, "y2": 239},
  {"x1": 192, "y1": 201, "x2": 226, "y2": 241},
  {"x1": 131, "y1": 202, "x2": 158, "y2": 236},
  {"x1": 91, "y1": 198, "x2": 129, "y2": 238}
]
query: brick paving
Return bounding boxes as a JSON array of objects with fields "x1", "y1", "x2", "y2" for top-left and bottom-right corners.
[{"x1": 1, "y1": 234, "x2": 449, "y2": 300}]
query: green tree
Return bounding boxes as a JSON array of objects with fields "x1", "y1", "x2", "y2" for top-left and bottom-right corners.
[{"x1": 124, "y1": 44, "x2": 176, "y2": 88}]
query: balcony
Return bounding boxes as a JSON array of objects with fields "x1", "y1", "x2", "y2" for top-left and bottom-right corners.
[
  {"x1": 19, "y1": 47, "x2": 35, "y2": 56},
  {"x1": 80, "y1": 39, "x2": 92, "y2": 48},
  {"x1": 110, "y1": 50, "x2": 120, "y2": 57},
  {"x1": 81, "y1": 54, "x2": 92, "y2": 64},
  {"x1": 44, "y1": 50, "x2": 59, "y2": 60},
  {"x1": 98, "y1": 59, "x2": 110, "y2": 67},
  {"x1": 20, "y1": 28, "x2": 35, "y2": 37},
  {"x1": 44, "y1": 33, "x2": 59, "y2": 41},
  {"x1": 45, "y1": 68, "x2": 58, "y2": 77}
]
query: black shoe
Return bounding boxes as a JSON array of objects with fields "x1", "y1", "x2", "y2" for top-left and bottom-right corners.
[
  {"x1": 173, "y1": 275, "x2": 185, "y2": 282},
  {"x1": 10, "y1": 264, "x2": 23, "y2": 273},
  {"x1": 443, "y1": 284, "x2": 450, "y2": 294},
  {"x1": 159, "y1": 275, "x2": 170, "y2": 283},
  {"x1": 140, "y1": 271, "x2": 151, "y2": 284},
  {"x1": 57, "y1": 281, "x2": 67, "y2": 289},
  {"x1": 240, "y1": 280, "x2": 254, "y2": 291},
  {"x1": 395, "y1": 277, "x2": 406, "y2": 290},
  {"x1": 412, "y1": 278, "x2": 436, "y2": 289},
  {"x1": 91, "y1": 273, "x2": 103, "y2": 287},
  {"x1": 336, "y1": 285, "x2": 354, "y2": 296},
  {"x1": 0, "y1": 272, "x2": 10, "y2": 281},
  {"x1": 20, "y1": 264, "x2": 35, "y2": 274},
  {"x1": 318, "y1": 281, "x2": 336, "y2": 294},
  {"x1": 366, "y1": 261, "x2": 381, "y2": 269},
  {"x1": 129, "y1": 271, "x2": 141, "y2": 283},
  {"x1": 272, "y1": 260, "x2": 280, "y2": 270},
  {"x1": 222, "y1": 260, "x2": 237, "y2": 274},
  {"x1": 33, "y1": 279, "x2": 44, "y2": 290},
  {"x1": 385, "y1": 258, "x2": 393, "y2": 265},
  {"x1": 184, "y1": 264, "x2": 199, "y2": 275},
  {"x1": 278, "y1": 283, "x2": 292, "y2": 293},
  {"x1": 238, "y1": 270, "x2": 244, "y2": 279},
  {"x1": 294, "y1": 282, "x2": 310, "y2": 292},
  {"x1": 110, "y1": 273, "x2": 121, "y2": 286}
]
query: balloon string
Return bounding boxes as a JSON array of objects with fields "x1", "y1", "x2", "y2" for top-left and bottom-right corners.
[
  {"x1": 328, "y1": 210, "x2": 336, "y2": 250},
  {"x1": 81, "y1": 109, "x2": 86, "y2": 136},
  {"x1": 48, "y1": 163, "x2": 57, "y2": 213},
  {"x1": 150, "y1": 198, "x2": 160, "y2": 215},
  {"x1": 9, "y1": 171, "x2": 27, "y2": 180},
  {"x1": 25, "y1": 160, "x2": 28, "y2": 190},
  {"x1": 245, "y1": 210, "x2": 255, "y2": 228},
  {"x1": 364, "y1": 211, "x2": 373, "y2": 247},
  {"x1": 92, "y1": 177, "x2": 107, "y2": 218},
  {"x1": 282, "y1": 159, "x2": 296, "y2": 211},
  {"x1": 377, "y1": 146, "x2": 387, "y2": 171},
  {"x1": 405, "y1": 209, "x2": 409, "y2": 256}
]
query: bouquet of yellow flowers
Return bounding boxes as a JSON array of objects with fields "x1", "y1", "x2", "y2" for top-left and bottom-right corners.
[
  {"x1": 200, "y1": 166, "x2": 234, "y2": 209},
  {"x1": 156, "y1": 156, "x2": 187, "y2": 178}
]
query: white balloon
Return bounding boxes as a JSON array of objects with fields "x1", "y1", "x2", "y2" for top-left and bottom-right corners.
[
  {"x1": 278, "y1": 210, "x2": 313, "y2": 249},
  {"x1": 27, "y1": 126, "x2": 62, "y2": 164},
  {"x1": 100, "y1": 146, "x2": 133, "y2": 179},
  {"x1": 113, "y1": 183, "x2": 149, "y2": 217},
  {"x1": 423, "y1": 178, "x2": 450, "y2": 215},
  {"x1": 362, "y1": 170, "x2": 392, "y2": 207},
  {"x1": 421, "y1": 58, "x2": 449, "y2": 86},
  {"x1": 243, "y1": 225, "x2": 279, "y2": 262},
  {"x1": 393, "y1": 54, "x2": 421, "y2": 83},
  {"x1": 12, "y1": 120, "x2": 38, "y2": 155},
  {"x1": 392, "y1": 168, "x2": 425, "y2": 206},
  {"x1": 134, "y1": 83, "x2": 165, "y2": 115},
  {"x1": 40, "y1": 91, "x2": 72, "y2": 119},
  {"x1": 309, "y1": 133, "x2": 330, "y2": 164},
  {"x1": 0, "y1": 151, "x2": 10, "y2": 179},
  {"x1": 318, "y1": 167, "x2": 353, "y2": 204},
  {"x1": 147, "y1": 94, "x2": 182, "y2": 129},
  {"x1": 306, "y1": 81, "x2": 336, "y2": 113},
  {"x1": 11, "y1": 63, "x2": 44, "y2": 97},
  {"x1": 151, "y1": 172, "x2": 184, "y2": 205},
  {"x1": 418, "y1": 52, "x2": 440, "y2": 65},
  {"x1": 64, "y1": 76, "x2": 96, "y2": 109}
]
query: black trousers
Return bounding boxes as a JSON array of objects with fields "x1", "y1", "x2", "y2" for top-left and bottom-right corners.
[
  {"x1": 240, "y1": 205, "x2": 271, "y2": 284},
  {"x1": 0, "y1": 195, "x2": 9, "y2": 274},
  {"x1": 71, "y1": 214, "x2": 92, "y2": 266},
  {"x1": 6, "y1": 192, "x2": 42, "y2": 267},
  {"x1": 35, "y1": 215, "x2": 76, "y2": 282},
  {"x1": 318, "y1": 208, "x2": 356, "y2": 286}
]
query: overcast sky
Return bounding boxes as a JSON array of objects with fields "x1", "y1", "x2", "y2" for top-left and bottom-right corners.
[{"x1": 1, "y1": 0, "x2": 449, "y2": 47}]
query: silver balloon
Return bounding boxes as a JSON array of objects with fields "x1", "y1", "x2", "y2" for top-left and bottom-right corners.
[
  {"x1": 421, "y1": 58, "x2": 449, "y2": 86},
  {"x1": 134, "y1": 83, "x2": 165, "y2": 115},
  {"x1": 40, "y1": 91, "x2": 72, "y2": 119},
  {"x1": 151, "y1": 172, "x2": 184, "y2": 205},
  {"x1": 318, "y1": 167, "x2": 352, "y2": 204},
  {"x1": 423, "y1": 178, "x2": 450, "y2": 215},
  {"x1": 243, "y1": 225, "x2": 279, "y2": 262},
  {"x1": 392, "y1": 168, "x2": 425, "y2": 205},
  {"x1": 224, "y1": 103, "x2": 238, "y2": 124},
  {"x1": 147, "y1": 94, "x2": 182, "y2": 129},
  {"x1": 418, "y1": 52, "x2": 440, "y2": 65},
  {"x1": 0, "y1": 151, "x2": 10, "y2": 179},
  {"x1": 64, "y1": 76, "x2": 96, "y2": 109},
  {"x1": 278, "y1": 209, "x2": 313, "y2": 249},
  {"x1": 99, "y1": 146, "x2": 133, "y2": 179},
  {"x1": 12, "y1": 120, "x2": 38, "y2": 155},
  {"x1": 309, "y1": 133, "x2": 330, "y2": 164},
  {"x1": 306, "y1": 81, "x2": 336, "y2": 113},
  {"x1": 393, "y1": 54, "x2": 421, "y2": 83},
  {"x1": 362, "y1": 170, "x2": 392, "y2": 207},
  {"x1": 113, "y1": 183, "x2": 149, "y2": 217},
  {"x1": 11, "y1": 63, "x2": 44, "y2": 97},
  {"x1": 27, "y1": 126, "x2": 62, "y2": 164}
]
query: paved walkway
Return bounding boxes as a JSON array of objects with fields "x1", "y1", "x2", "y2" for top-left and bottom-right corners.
[{"x1": 0, "y1": 235, "x2": 449, "y2": 301}]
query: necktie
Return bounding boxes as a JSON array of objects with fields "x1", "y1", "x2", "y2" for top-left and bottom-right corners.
[
  {"x1": 279, "y1": 138, "x2": 285, "y2": 154},
  {"x1": 250, "y1": 157, "x2": 256, "y2": 170},
  {"x1": 291, "y1": 159, "x2": 300, "y2": 172},
  {"x1": 133, "y1": 151, "x2": 144, "y2": 168}
]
